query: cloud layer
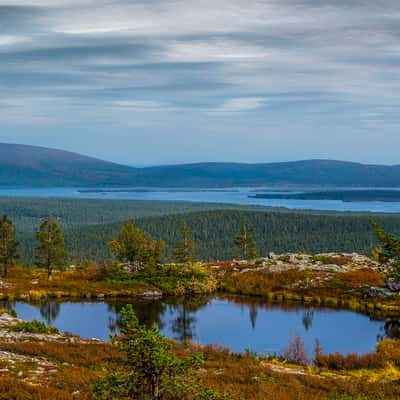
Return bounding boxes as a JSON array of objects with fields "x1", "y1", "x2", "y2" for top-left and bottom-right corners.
[{"x1": 1, "y1": 0, "x2": 400, "y2": 164}]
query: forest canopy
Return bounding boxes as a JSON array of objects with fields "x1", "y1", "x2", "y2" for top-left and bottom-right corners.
[{"x1": 3, "y1": 198, "x2": 400, "y2": 263}]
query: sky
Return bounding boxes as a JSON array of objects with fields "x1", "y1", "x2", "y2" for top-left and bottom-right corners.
[{"x1": 0, "y1": 0, "x2": 400, "y2": 166}]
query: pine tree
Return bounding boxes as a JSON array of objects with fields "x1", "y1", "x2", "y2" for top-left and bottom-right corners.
[
  {"x1": 372, "y1": 220, "x2": 400, "y2": 278},
  {"x1": 0, "y1": 215, "x2": 18, "y2": 277},
  {"x1": 141, "y1": 236, "x2": 165, "y2": 273},
  {"x1": 171, "y1": 222, "x2": 196, "y2": 264},
  {"x1": 234, "y1": 224, "x2": 258, "y2": 260},
  {"x1": 36, "y1": 216, "x2": 68, "y2": 279},
  {"x1": 109, "y1": 221, "x2": 165, "y2": 270},
  {"x1": 93, "y1": 305, "x2": 203, "y2": 400},
  {"x1": 372, "y1": 221, "x2": 400, "y2": 262}
]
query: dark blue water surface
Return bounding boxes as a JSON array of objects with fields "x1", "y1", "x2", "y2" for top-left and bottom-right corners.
[
  {"x1": 1, "y1": 186, "x2": 400, "y2": 212},
  {"x1": 10, "y1": 297, "x2": 389, "y2": 357}
]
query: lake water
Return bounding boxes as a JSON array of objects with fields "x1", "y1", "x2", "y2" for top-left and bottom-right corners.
[
  {"x1": 7, "y1": 297, "x2": 390, "y2": 357},
  {"x1": 1, "y1": 186, "x2": 400, "y2": 213}
]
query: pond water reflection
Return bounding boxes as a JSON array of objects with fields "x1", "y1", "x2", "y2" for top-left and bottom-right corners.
[{"x1": 3, "y1": 296, "x2": 397, "y2": 357}]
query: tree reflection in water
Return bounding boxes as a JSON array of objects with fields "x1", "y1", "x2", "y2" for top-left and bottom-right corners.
[
  {"x1": 40, "y1": 301, "x2": 61, "y2": 325},
  {"x1": 106, "y1": 296, "x2": 210, "y2": 343},
  {"x1": 169, "y1": 298, "x2": 207, "y2": 343},
  {"x1": 107, "y1": 299, "x2": 166, "y2": 333},
  {"x1": 0, "y1": 300, "x2": 16, "y2": 316},
  {"x1": 302, "y1": 310, "x2": 314, "y2": 331},
  {"x1": 383, "y1": 319, "x2": 400, "y2": 339},
  {"x1": 247, "y1": 302, "x2": 315, "y2": 331},
  {"x1": 161, "y1": 297, "x2": 210, "y2": 343},
  {"x1": 249, "y1": 304, "x2": 258, "y2": 329}
]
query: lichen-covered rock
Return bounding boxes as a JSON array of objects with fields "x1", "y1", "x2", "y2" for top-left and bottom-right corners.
[
  {"x1": 0, "y1": 313, "x2": 21, "y2": 328},
  {"x1": 387, "y1": 277, "x2": 400, "y2": 292},
  {"x1": 141, "y1": 290, "x2": 163, "y2": 298},
  {"x1": 362, "y1": 286, "x2": 392, "y2": 298}
]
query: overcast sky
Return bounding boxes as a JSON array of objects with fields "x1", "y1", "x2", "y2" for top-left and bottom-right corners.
[{"x1": 1, "y1": 0, "x2": 400, "y2": 165}]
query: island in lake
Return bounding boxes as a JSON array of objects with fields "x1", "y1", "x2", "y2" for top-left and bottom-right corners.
[
  {"x1": 250, "y1": 189, "x2": 400, "y2": 202},
  {"x1": 78, "y1": 188, "x2": 239, "y2": 194}
]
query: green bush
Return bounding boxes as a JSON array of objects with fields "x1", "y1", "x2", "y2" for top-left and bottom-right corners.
[
  {"x1": 104, "y1": 263, "x2": 216, "y2": 295},
  {"x1": 0, "y1": 308, "x2": 17, "y2": 317},
  {"x1": 12, "y1": 320, "x2": 59, "y2": 334}
]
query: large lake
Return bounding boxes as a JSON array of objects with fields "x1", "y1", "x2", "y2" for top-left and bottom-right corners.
[
  {"x1": 7, "y1": 297, "x2": 392, "y2": 357},
  {"x1": 1, "y1": 186, "x2": 400, "y2": 212}
]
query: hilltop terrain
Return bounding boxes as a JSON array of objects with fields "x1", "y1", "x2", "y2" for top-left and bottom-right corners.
[{"x1": 2, "y1": 143, "x2": 400, "y2": 187}]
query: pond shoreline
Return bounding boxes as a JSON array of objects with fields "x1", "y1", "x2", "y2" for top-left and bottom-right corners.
[
  {"x1": 2, "y1": 310, "x2": 398, "y2": 399},
  {"x1": 3, "y1": 289, "x2": 400, "y2": 319},
  {"x1": 5, "y1": 295, "x2": 391, "y2": 354},
  {"x1": 1, "y1": 253, "x2": 400, "y2": 319}
]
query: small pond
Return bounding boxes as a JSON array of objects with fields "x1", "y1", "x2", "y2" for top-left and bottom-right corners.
[{"x1": 4, "y1": 296, "x2": 396, "y2": 357}]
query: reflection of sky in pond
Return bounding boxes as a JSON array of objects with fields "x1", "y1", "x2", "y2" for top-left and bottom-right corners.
[{"x1": 13, "y1": 298, "x2": 385, "y2": 357}]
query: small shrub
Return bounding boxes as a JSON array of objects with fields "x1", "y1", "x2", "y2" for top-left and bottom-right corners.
[
  {"x1": 338, "y1": 269, "x2": 385, "y2": 288},
  {"x1": 283, "y1": 335, "x2": 308, "y2": 365},
  {"x1": 7, "y1": 309, "x2": 17, "y2": 318},
  {"x1": 377, "y1": 338, "x2": 400, "y2": 366},
  {"x1": 12, "y1": 320, "x2": 59, "y2": 335},
  {"x1": 0, "y1": 308, "x2": 16, "y2": 317},
  {"x1": 199, "y1": 389, "x2": 234, "y2": 400},
  {"x1": 314, "y1": 339, "x2": 400, "y2": 370}
]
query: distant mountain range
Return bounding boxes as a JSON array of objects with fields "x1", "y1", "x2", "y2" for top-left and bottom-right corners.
[{"x1": 0, "y1": 143, "x2": 399, "y2": 187}]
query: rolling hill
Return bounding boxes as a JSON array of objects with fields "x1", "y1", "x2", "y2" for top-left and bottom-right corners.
[
  {"x1": 0, "y1": 143, "x2": 138, "y2": 186},
  {"x1": 0, "y1": 143, "x2": 400, "y2": 187}
]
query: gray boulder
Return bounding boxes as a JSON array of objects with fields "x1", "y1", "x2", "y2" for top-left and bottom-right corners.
[
  {"x1": 363, "y1": 286, "x2": 392, "y2": 298},
  {"x1": 387, "y1": 277, "x2": 400, "y2": 292}
]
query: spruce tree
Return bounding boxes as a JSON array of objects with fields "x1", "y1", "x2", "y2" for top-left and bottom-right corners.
[
  {"x1": 171, "y1": 222, "x2": 196, "y2": 264},
  {"x1": 372, "y1": 220, "x2": 400, "y2": 277},
  {"x1": 0, "y1": 215, "x2": 18, "y2": 277},
  {"x1": 36, "y1": 216, "x2": 68, "y2": 279},
  {"x1": 109, "y1": 221, "x2": 165, "y2": 271},
  {"x1": 93, "y1": 305, "x2": 203, "y2": 400},
  {"x1": 234, "y1": 223, "x2": 258, "y2": 260}
]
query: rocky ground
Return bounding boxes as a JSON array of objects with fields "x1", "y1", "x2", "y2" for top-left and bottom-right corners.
[
  {"x1": 207, "y1": 253, "x2": 400, "y2": 305},
  {"x1": 226, "y1": 252, "x2": 381, "y2": 273}
]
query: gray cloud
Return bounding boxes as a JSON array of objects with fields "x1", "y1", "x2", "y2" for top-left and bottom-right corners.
[{"x1": 1, "y1": 0, "x2": 400, "y2": 164}]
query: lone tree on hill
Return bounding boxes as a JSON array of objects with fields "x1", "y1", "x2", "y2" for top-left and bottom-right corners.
[
  {"x1": 109, "y1": 221, "x2": 165, "y2": 271},
  {"x1": 171, "y1": 222, "x2": 196, "y2": 264},
  {"x1": 234, "y1": 223, "x2": 258, "y2": 260},
  {"x1": 93, "y1": 305, "x2": 203, "y2": 400},
  {"x1": 36, "y1": 216, "x2": 68, "y2": 280},
  {"x1": 0, "y1": 215, "x2": 18, "y2": 277}
]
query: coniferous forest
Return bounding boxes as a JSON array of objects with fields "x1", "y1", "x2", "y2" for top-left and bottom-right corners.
[{"x1": 4, "y1": 197, "x2": 400, "y2": 263}]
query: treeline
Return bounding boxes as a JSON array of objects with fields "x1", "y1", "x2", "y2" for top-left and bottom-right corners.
[{"x1": 15, "y1": 209, "x2": 400, "y2": 263}]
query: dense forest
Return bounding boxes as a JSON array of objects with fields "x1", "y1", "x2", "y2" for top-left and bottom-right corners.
[
  {"x1": 0, "y1": 198, "x2": 245, "y2": 233},
  {"x1": 13, "y1": 206, "x2": 400, "y2": 264}
]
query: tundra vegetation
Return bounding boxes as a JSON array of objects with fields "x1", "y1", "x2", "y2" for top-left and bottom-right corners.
[
  {"x1": 0, "y1": 218, "x2": 399, "y2": 310},
  {"x1": 0, "y1": 309, "x2": 399, "y2": 400},
  {"x1": 0, "y1": 212, "x2": 399, "y2": 398}
]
